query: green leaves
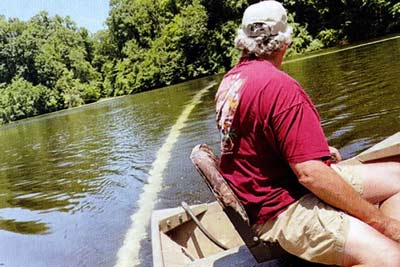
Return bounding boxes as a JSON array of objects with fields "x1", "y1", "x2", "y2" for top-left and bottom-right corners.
[
  {"x1": 282, "y1": 0, "x2": 398, "y2": 42},
  {"x1": 0, "y1": 77, "x2": 57, "y2": 123},
  {"x1": 0, "y1": 13, "x2": 101, "y2": 124},
  {"x1": 0, "y1": 0, "x2": 398, "y2": 125}
]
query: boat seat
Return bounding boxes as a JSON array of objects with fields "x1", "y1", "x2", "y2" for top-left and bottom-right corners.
[{"x1": 190, "y1": 144, "x2": 287, "y2": 263}]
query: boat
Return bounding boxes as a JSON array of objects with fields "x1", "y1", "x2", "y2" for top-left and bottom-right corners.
[{"x1": 151, "y1": 132, "x2": 400, "y2": 267}]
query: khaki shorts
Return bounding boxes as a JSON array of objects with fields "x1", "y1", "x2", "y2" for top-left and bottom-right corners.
[{"x1": 252, "y1": 164, "x2": 364, "y2": 266}]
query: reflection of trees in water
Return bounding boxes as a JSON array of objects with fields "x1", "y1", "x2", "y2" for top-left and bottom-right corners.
[
  {"x1": 0, "y1": 78, "x2": 211, "y2": 234},
  {"x1": 0, "y1": 219, "x2": 50, "y2": 235},
  {"x1": 0, "y1": 109, "x2": 108, "y2": 234}
]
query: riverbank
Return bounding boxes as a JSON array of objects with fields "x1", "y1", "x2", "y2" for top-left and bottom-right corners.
[
  {"x1": 1, "y1": 1, "x2": 399, "y2": 125},
  {"x1": 2, "y1": 33, "x2": 399, "y2": 129},
  {"x1": 284, "y1": 34, "x2": 400, "y2": 65}
]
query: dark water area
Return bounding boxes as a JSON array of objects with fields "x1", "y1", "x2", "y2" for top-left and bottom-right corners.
[{"x1": 0, "y1": 37, "x2": 399, "y2": 267}]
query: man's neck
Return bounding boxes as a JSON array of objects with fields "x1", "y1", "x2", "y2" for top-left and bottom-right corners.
[{"x1": 260, "y1": 47, "x2": 287, "y2": 68}]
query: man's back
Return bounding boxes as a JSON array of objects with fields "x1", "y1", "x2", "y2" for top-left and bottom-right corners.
[
  {"x1": 215, "y1": 1, "x2": 400, "y2": 265},
  {"x1": 216, "y1": 57, "x2": 330, "y2": 225}
]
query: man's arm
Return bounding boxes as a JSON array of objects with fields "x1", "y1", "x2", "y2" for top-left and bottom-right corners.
[{"x1": 290, "y1": 160, "x2": 400, "y2": 242}]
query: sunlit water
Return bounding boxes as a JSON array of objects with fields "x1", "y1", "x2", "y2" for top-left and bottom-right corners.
[{"x1": 0, "y1": 37, "x2": 399, "y2": 267}]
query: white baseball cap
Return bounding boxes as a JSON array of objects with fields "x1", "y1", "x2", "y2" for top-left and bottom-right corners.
[{"x1": 242, "y1": 1, "x2": 289, "y2": 37}]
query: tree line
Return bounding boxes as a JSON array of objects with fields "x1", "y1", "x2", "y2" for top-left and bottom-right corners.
[{"x1": 0, "y1": 0, "x2": 399, "y2": 124}]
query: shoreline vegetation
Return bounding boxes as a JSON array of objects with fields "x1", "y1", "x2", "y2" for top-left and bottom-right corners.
[{"x1": 1, "y1": 0, "x2": 399, "y2": 125}]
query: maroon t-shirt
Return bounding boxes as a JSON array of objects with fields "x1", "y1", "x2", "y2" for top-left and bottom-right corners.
[{"x1": 216, "y1": 58, "x2": 330, "y2": 225}]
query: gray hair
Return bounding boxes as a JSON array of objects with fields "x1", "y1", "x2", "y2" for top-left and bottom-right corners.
[{"x1": 234, "y1": 23, "x2": 293, "y2": 57}]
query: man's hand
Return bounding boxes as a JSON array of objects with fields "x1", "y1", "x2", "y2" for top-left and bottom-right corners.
[{"x1": 329, "y1": 146, "x2": 342, "y2": 163}]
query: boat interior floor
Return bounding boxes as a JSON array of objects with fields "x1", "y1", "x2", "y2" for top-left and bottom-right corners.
[{"x1": 188, "y1": 244, "x2": 329, "y2": 267}]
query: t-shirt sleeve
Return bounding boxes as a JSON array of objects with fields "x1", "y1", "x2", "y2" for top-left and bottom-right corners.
[{"x1": 271, "y1": 102, "x2": 330, "y2": 163}]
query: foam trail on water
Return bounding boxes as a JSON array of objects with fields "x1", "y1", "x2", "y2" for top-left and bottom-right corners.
[{"x1": 115, "y1": 82, "x2": 217, "y2": 267}]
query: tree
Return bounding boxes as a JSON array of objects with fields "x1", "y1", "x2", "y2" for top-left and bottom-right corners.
[
  {"x1": 0, "y1": 77, "x2": 57, "y2": 123},
  {"x1": 0, "y1": 0, "x2": 398, "y2": 125}
]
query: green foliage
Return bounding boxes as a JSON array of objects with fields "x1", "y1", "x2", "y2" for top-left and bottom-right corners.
[
  {"x1": 0, "y1": 77, "x2": 57, "y2": 123},
  {"x1": 282, "y1": 0, "x2": 398, "y2": 42},
  {"x1": 393, "y1": 3, "x2": 400, "y2": 14},
  {"x1": 107, "y1": 0, "x2": 167, "y2": 52},
  {"x1": 104, "y1": 0, "x2": 212, "y2": 95},
  {"x1": 389, "y1": 3, "x2": 400, "y2": 31},
  {"x1": 55, "y1": 70, "x2": 84, "y2": 108},
  {"x1": 0, "y1": 12, "x2": 101, "y2": 124},
  {"x1": 209, "y1": 21, "x2": 241, "y2": 69},
  {"x1": 286, "y1": 14, "x2": 323, "y2": 57},
  {"x1": 317, "y1": 29, "x2": 344, "y2": 47},
  {"x1": 0, "y1": 18, "x2": 29, "y2": 83}
]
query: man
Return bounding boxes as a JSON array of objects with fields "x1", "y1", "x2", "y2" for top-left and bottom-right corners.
[{"x1": 215, "y1": 1, "x2": 400, "y2": 266}]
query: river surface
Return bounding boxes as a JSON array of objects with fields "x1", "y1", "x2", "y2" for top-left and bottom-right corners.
[{"x1": 0, "y1": 36, "x2": 399, "y2": 267}]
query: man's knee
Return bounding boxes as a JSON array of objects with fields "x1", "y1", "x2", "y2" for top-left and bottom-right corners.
[{"x1": 354, "y1": 161, "x2": 400, "y2": 203}]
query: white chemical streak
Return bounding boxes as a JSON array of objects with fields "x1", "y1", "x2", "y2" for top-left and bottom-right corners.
[{"x1": 114, "y1": 82, "x2": 216, "y2": 267}]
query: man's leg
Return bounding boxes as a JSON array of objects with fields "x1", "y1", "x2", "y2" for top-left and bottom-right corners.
[
  {"x1": 343, "y1": 215, "x2": 400, "y2": 267},
  {"x1": 256, "y1": 192, "x2": 400, "y2": 266},
  {"x1": 336, "y1": 161, "x2": 400, "y2": 218},
  {"x1": 353, "y1": 161, "x2": 400, "y2": 219},
  {"x1": 334, "y1": 161, "x2": 400, "y2": 266}
]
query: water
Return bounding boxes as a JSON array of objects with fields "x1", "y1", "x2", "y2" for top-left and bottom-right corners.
[{"x1": 0, "y1": 37, "x2": 399, "y2": 267}]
